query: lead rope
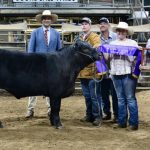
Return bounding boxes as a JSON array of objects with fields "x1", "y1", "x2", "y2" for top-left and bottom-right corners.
[
  {"x1": 93, "y1": 59, "x2": 106, "y2": 125},
  {"x1": 93, "y1": 53, "x2": 110, "y2": 125},
  {"x1": 77, "y1": 51, "x2": 95, "y2": 61},
  {"x1": 77, "y1": 50, "x2": 106, "y2": 125}
]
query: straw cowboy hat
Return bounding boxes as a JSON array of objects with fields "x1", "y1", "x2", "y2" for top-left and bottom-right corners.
[
  {"x1": 35, "y1": 10, "x2": 58, "y2": 23},
  {"x1": 113, "y1": 22, "x2": 134, "y2": 36}
]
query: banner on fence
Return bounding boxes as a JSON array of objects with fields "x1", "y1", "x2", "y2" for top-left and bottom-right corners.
[{"x1": 13, "y1": 0, "x2": 78, "y2": 2}]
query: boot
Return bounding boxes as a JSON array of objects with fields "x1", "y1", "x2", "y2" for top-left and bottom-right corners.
[
  {"x1": 92, "y1": 118, "x2": 102, "y2": 126},
  {"x1": 80, "y1": 116, "x2": 93, "y2": 123}
]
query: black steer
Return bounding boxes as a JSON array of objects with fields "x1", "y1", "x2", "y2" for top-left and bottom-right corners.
[{"x1": 0, "y1": 40, "x2": 100, "y2": 128}]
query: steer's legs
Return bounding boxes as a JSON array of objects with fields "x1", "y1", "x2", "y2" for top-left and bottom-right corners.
[{"x1": 49, "y1": 98, "x2": 62, "y2": 129}]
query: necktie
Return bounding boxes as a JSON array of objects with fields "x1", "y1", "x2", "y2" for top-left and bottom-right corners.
[{"x1": 44, "y1": 29, "x2": 48, "y2": 45}]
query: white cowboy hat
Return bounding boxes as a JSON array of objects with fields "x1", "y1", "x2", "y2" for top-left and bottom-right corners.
[
  {"x1": 35, "y1": 10, "x2": 58, "y2": 23},
  {"x1": 112, "y1": 22, "x2": 134, "y2": 36}
]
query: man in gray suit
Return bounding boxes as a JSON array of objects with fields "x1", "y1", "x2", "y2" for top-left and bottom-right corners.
[{"x1": 25, "y1": 10, "x2": 62, "y2": 118}]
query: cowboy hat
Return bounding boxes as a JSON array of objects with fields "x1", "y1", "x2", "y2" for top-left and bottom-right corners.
[
  {"x1": 112, "y1": 22, "x2": 134, "y2": 36},
  {"x1": 35, "y1": 10, "x2": 58, "y2": 23}
]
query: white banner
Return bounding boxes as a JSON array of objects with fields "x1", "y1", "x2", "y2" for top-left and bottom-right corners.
[
  {"x1": 132, "y1": 11, "x2": 149, "y2": 19},
  {"x1": 13, "y1": 0, "x2": 78, "y2": 2}
]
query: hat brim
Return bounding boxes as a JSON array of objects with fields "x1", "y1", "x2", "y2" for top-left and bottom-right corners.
[
  {"x1": 81, "y1": 20, "x2": 91, "y2": 24},
  {"x1": 35, "y1": 14, "x2": 58, "y2": 23},
  {"x1": 112, "y1": 26, "x2": 134, "y2": 36},
  {"x1": 99, "y1": 20, "x2": 109, "y2": 24}
]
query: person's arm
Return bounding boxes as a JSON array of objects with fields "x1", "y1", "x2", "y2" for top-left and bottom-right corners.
[
  {"x1": 128, "y1": 40, "x2": 139, "y2": 62},
  {"x1": 146, "y1": 39, "x2": 150, "y2": 48},
  {"x1": 146, "y1": 39, "x2": 150, "y2": 55},
  {"x1": 28, "y1": 30, "x2": 36, "y2": 53}
]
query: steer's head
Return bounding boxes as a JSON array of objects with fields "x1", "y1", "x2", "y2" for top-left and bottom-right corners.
[{"x1": 74, "y1": 40, "x2": 101, "y2": 61}]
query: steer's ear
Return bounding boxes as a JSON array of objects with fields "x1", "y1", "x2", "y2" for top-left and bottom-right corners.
[
  {"x1": 74, "y1": 39, "x2": 81, "y2": 46},
  {"x1": 74, "y1": 39, "x2": 80, "y2": 48},
  {"x1": 75, "y1": 39, "x2": 81, "y2": 42}
]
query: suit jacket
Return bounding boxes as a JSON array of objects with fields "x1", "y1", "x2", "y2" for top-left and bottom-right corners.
[{"x1": 28, "y1": 26, "x2": 62, "y2": 53}]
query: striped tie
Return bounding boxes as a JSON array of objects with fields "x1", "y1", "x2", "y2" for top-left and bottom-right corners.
[{"x1": 44, "y1": 29, "x2": 48, "y2": 45}]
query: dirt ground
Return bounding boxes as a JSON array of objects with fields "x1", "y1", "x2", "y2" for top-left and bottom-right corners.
[{"x1": 0, "y1": 90, "x2": 150, "y2": 150}]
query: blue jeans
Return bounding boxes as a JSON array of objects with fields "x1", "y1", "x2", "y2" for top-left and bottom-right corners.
[
  {"x1": 101, "y1": 78, "x2": 118, "y2": 118},
  {"x1": 80, "y1": 79, "x2": 102, "y2": 120},
  {"x1": 111, "y1": 74, "x2": 138, "y2": 126}
]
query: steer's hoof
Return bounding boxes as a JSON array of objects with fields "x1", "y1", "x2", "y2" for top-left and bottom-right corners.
[{"x1": 0, "y1": 121, "x2": 4, "y2": 128}]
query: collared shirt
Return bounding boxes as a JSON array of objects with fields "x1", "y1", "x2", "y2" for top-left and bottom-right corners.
[
  {"x1": 80, "y1": 31, "x2": 91, "y2": 41},
  {"x1": 82, "y1": 33, "x2": 89, "y2": 41},
  {"x1": 43, "y1": 26, "x2": 50, "y2": 45},
  {"x1": 100, "y1": 31, "x2": 117, "y2": 45},
  {"x1": 100, "y1": 31, "x2": 117, "y2": 77},
  {"x1": 79, "y1": 32, "x2": 101, "y2": 48}
]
